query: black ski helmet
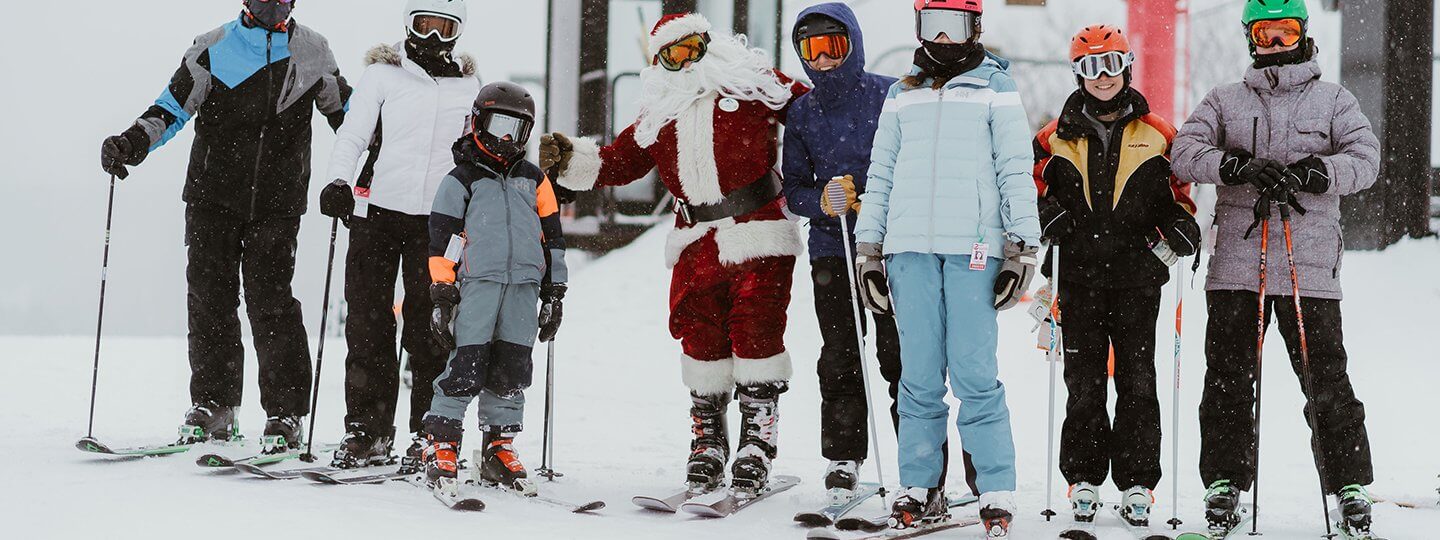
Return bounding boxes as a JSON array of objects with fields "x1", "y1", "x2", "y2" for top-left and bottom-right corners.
[
  {"x1": 468, "y1": 82, "x2": 535, "y2": 165},
  {"x1": 793, "y1": 13, "x2": 847, "y2": 44}
]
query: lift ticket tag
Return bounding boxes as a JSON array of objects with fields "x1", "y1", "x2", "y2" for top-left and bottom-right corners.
[
  {"x1": 352, "y1": 186, "x2": 371, "y2": 219},
  {"x1": 969, "y1": 243, "x2": 989, "y2": 271},
  {"x1": 444, "y1": 234, "x2": 465, "y2": 262}
]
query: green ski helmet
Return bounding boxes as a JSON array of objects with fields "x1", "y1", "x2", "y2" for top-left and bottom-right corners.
[{"x1": 1242, "y1": 0, "x2": 1309, "y2": 26}]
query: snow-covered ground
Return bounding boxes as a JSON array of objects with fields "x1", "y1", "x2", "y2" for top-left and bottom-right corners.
[{"x1": 5, "y1": 227, "x2": 1437, "y2": 539}]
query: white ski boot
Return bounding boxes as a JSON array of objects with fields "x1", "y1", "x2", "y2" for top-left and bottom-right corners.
[
  {"x1": 1069, "y1": 482, "x2": 1102, "y2": 522},
  {"x1": 1118, "y1": 486, "x2": 1154, "y2": 527}
]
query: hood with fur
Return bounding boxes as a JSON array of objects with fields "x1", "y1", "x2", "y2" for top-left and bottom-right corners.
[{"x1": 365, "y1": 43, "x2": 476, "y2": 76}]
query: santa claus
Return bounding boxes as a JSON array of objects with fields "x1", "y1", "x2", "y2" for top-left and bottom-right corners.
[{"x1": 539, "y1": 12, "x2": 808, "y2": 493}]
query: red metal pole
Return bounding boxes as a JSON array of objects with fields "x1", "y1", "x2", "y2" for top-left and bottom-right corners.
[{"x1": 1128, "y1": 0, "x2": 1179, "y2": 120}]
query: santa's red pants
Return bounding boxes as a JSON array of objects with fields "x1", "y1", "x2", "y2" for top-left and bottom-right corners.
[{"x1": 669, "y1": 233, "x2": 794, "y2": 395}]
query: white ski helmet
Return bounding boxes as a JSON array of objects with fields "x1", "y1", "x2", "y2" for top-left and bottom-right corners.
[{"x1": 406, "y1": 0, "x2": 467, "y2": 42}]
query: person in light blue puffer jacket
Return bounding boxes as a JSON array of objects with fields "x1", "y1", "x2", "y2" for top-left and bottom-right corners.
[{"x1": 851, "y1": 0, "x2": 1041, "y2": 528}]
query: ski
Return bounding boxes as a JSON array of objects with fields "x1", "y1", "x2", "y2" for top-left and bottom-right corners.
[
  {"x1": 794, "y1": 483, "x2": 885, "y2": 527},
  {"x1": 633, "y1": 485, "x2": 720, "y2": 513},
  {"x1": 234, "y1": 462, "x2": 340, "y2": 480},
  {"x1": 1328, "y1": 509, "x2": 1388, "y2": 540},
  {"x1": 303, "y1": 467, "x2": 411, "y2": 485},
  {"x1": 836, "y1": 492, "x2": 979, "y2": 532},
  {"x1": 680, "y1": 475, "x2": 801, "y2": 518},
  {"x1": 1106, "y1": 504, "x2": 1173, "y2": 540},
  {"x1": 195, "y1": 444, "x2": 339, "y2": 468},
  {"x1": 470, "y1": 480, "x2": 606, "y2": 513},
  {"x1": 1058, "y1": 529, "x2": 1099, "y2": 540},
  {"x1": 432, "y1": 478, "x2": 486, "y2": 512},
  {"x1": 75, "y1": 436, "x2": 192, "y2": 457},
  {"x1": 807, "y1": 517, "x2": 981, "y2": 540}
]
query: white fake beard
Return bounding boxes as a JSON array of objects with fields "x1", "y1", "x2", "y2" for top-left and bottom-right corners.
[{"x1": 633, "y1": 33, "x2": 793, "y2": 147}]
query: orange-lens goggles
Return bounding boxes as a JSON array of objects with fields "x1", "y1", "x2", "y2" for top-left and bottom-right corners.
[
  {"x1": 656, "y1": 34, "x2": 709, "y2": 71},
  {"x1": 798, "y1": 34, "x2": 851, "y2": 63},
  {"x1": 1249, "y1": 18, "x2": 1304, "y2": 48}
]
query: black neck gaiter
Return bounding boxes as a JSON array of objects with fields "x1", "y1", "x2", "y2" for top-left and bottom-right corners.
[
  {"x1": 1252, "y1": 38, "x2": 1316, "y2": 69},
  {"x1": 914, "y1": 41, "x2": 986, "y2": 85},
  {"x1": 406, "y1": 36, "x2": 462, "y2": 79}
]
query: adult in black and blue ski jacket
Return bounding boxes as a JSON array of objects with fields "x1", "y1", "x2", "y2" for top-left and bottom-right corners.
[
  {"x1": 781, "y1": 2, "x2": 974, "y2": 494},
  {"x1": 98, "y1": 2, "x2": 350, "y2": 447}
]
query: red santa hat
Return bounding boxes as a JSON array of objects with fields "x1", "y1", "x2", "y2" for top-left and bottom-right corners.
[{"x1": 648, "y1": 12, "x2": 712, "y2": 59}]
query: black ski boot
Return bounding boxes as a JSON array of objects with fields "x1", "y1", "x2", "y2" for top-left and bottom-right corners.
[
  {"x1": 330, "y1": 423, "x2": 396, "y2": 468},
  {"x1": 980, "y1": 491, "x2": 1016, "y2": 538},
  {"x1": 1337, "y1": 484, "x2": 1375, "y2": 539},
  {"x1": 890, "y1": 487, "x2": 948, "y2": 529},
  {"x1": 1203, "y1": 480, "x2": 1243, "y2": 533},
  {"x1": 478, "y1": 429, "x2": 536, "y2": 495},
  {"x1": 261, "y1": 416, "x2": 303, "y2": 454},
  {"x1": 687, "y1": 391, "x2": 731, "y2": 492},
  {"x1": 731, "y1": 382, "x2": 786, "y2": 495},
  {"x1": 398, "y1": 433, "x2": 427, "y2": 475},
  {"x1": 177, "y1": 401, "x2": 239, "y2": 444},
  {"x1": 825, "y1": 460, "x2": 862, "y2": 503}
]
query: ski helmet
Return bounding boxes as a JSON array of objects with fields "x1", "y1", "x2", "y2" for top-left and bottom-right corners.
[
  {"x1": 1070, "y1": 25, "x2": 1130, "y2": 62},
  {"x1": 1241, "y1": 0, "x2": 1309, "y2": 26},
  {"x1": 468, "y1": 82, "x2": 535, "y2": 165},
  {"x1": 244, "y1": 0, "x2": 294, "y2": 32},
  {"x1": 406, "y1": 0, "x2": 467, "y2": 42},
  {"x1": 914, "y1": 0, "x2": 983, "y2": 43}
]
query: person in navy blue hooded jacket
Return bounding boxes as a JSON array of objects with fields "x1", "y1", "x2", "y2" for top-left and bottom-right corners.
[{"x1": 783, "y1": 2, "x2": 975, "y2": 497}]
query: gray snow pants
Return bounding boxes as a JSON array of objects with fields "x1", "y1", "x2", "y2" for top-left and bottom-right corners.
[{"x1": 422, "y1": 280, "x2": 539, "y2": 440}]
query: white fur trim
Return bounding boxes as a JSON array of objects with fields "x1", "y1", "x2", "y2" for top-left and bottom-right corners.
[
  {"x1": 366, "y1": 43, "x2": 476, "y2": 76},
  {"x1": 664, "y1": 218, "x2": 801, "y2": 268},
  {"x1": 649, "y1": 14, "x2": 714, "y2": 58},
  {"x1": 555, "y1": 136, "x2": 602, "y2": 192},
  {"x1": 672, "y1": 95, "x2": 724, "y2": 204},
  {"x1": 732, "y1": 351, "x2": 793, "y2": 385},
  {"x1": 682, "y1": 354, "x2": 735, "y2": 395}
]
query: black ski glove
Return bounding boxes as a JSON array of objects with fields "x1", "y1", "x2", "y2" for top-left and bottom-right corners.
[
  {"x1": 1285, "y1": 156, "x2": 1330, "y2": 194},
  {"x1": 1222, "y1": 149, "x2": 1289, "y2": 198},
  {"x1": 993, "y1": 239, "x2": 1038, "y2": 311},
  {"x1": 1162, "y1": 217, "x2": 1201, "y2": 257},
  {"x1": 1038, "y1": 198, "x2": 1074, "y2": 244},
  {"x1": 855, "y1": 242, "x2": 892, "y2": 316},
  {"x1": 431, "y1": 282, "x2": 461, "y2": 351},
  {"x1": 537, "y1": 282, "x2": 566, "y2": 342},
  {"x1": 319, "y1": 180, "x2": 355, "y2": 224},
  {"x1": 100, "y1": 127, "x2": 150, "y2": 180}
]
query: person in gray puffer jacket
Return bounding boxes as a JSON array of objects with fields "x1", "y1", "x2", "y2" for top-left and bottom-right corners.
[{"x1": 1170, "y1": 0, "x2": 1381, "y2": 535}]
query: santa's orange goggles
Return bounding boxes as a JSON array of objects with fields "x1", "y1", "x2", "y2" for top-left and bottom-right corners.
[
  {"x1": 1249, "y1": 18, "x2": 1304, "y2": 48},
  {"x1": 797, "y1": 34, "x2": 851, "y2": 63},
  {"x1": 656, "y1": 33, "x2": 710, "y2": 71}
]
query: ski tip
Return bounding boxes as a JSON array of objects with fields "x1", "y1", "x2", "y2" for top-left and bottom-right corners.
[
  {"x1": 679, "y1": 502, "x2": 724, "y2": 518},
  {"x1": 573, "y1": 501, "x2": 606, "y2": 513},
  {"x1": 451, "y1": 499, "x2": 486, "y2": 512},
  {"x1": 793, "y1": 513, "x2": 832, "y2": 527},
  {"x1": 631, "y1": 497, "x2": 679, "y2": 513},
  {"x1": 196, "y1": 454, "x2": 233, "y2": 468},
  {"x1": 76, "y1": 437, "x2": 111, "y2": 454}
]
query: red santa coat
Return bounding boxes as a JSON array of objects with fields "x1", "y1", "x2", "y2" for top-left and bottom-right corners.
[{"x1": 554, "y1": 76, "x2": 809, "y2": 394}]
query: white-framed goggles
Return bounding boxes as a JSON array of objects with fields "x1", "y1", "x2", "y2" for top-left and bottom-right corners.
[
  {"x1": 915, "y1": 9, "x2": 981, "y2": 43},
  {"x1": 1072, "y1": 51, "x2": 1134, "y2": 80},
  {"x1": 408, "y1": 12, "x2": 463, "y2": 42}
]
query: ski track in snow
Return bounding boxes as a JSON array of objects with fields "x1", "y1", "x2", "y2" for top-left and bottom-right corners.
[{"x1": 5, "y1": 229, "x2": 1439, "y2": 539}]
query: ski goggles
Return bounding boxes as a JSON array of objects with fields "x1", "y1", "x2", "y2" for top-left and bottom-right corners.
[
  {"x1": 915, "y1": 9, "x2": 981, "y2": 43},
  {"x1": 409, "y1": 12, "x2": 463, "y2": 42},
  {"x1": 1248, "y1": 18, "x2": 1304, "y2": 48},
  {"x1": 472, "y1": 111, "x2": 532, "y2": 145},
  {"x1": 656, "y1": 34, "x2": 709, "y2": 71},
  {"x1": 797, "y1": 33, "x2": 851, "y2": 63},
  {"x1": 1072, "y1": 50, "x2": 1135, "y2": 80}
]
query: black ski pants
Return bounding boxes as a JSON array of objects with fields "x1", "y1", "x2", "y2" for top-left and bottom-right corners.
[
  {"x1": 185, "y1": 202, "x2": 311, "y2": 416},
  {"x1": 1199, "y1": 290, "x2": 1373, "y2": 493},
  {"x1": 343, "y1": 206, "x2": 447, "y2": 436},
  {"x1": 811, "y1": 257, "x2": 975, "y2": 492},
  {"x1": 1057, "y1": 281, "x2": 1163, "y2": 490}
]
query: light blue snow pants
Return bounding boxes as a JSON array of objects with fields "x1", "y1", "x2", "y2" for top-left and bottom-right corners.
[{"x1": 888, "y1": 252, "x2": 1016, "y2": 493}]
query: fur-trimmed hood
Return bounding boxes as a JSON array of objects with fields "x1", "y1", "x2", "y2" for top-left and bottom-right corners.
[{"x1": 364, "y1": 42, "x2": 476, "y2": 77}]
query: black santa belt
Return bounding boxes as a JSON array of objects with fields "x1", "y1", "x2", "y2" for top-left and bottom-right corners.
[{"x1": 673, "y1": 172, "x2": 781, "y2": 227}]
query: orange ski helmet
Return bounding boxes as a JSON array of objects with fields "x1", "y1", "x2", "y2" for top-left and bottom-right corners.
[{"x1": 1070, "y1": 24, "x2": 1130, "y2": 61}]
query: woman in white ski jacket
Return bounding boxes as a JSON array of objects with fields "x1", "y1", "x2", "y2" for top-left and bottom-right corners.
[{"x1": 319, "y1": 0, "x2": 480, "y2": 470}]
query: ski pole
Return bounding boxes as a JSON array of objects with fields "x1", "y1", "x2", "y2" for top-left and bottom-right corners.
[
  {"x1": 301, "y1": 217, "x2": 341, "y2": 462},
  {"x1": 1041, "y1": 243, "x2": 1061, "y2": 521},
  {"x1": 1167, "y1": 257, "x2": 1185, "y2": 530},
  {"x1": 1251, "y1": 203, "x2": 1269, "y2": 535},
  {"x1": 1278, "y1": 202, "x2": 1335, "y2": 538},
  {"x1": 86, "y1": 174, "x2": 119, "y2": 438},
  {"x1": 538, "y1": 339, "x2": 563, "y2": 480},
  {"x1": 835, "y1": 200, "x2": 888, "y2": 495}
]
